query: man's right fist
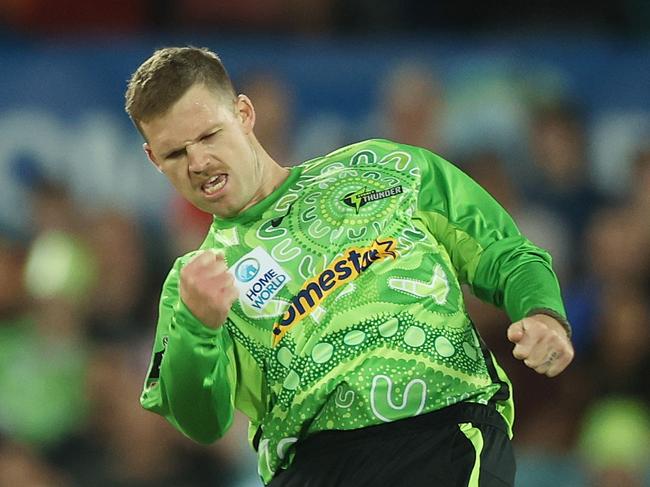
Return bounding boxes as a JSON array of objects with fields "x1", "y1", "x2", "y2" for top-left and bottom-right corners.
[{"x1": 179, "y1": 251, "x2": 239, "y2": 329}]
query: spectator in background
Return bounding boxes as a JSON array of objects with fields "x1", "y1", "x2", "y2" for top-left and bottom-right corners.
[
  {"x1": 365, "y1": 60, "x2": 447, "y2": 152},
  {"x1": 579, "y1": 285, "x2": 650, "y2": 404},
  {"x1": 585, "y1": 206, "x2": 649, "y2": 292},
  {"x1": 30, "y1": 181, "x2": 81, "y2": 236},
  {"x1": 85, "y1": 210, "x2": 151, "y2": 343},
  {"x1": 526, "y1": 100, "x2": 608, "y2": 278},
  {"x1": 628, "y1": 147, "x2": 650, "y2": 240},
  {"x1": 567, "y1": 202, "x2": 650, "y2": 352},
  {"x1": 0, "y1": 441, "x2": 71, "y2": 487},
  {"x1": 0, "y1": 180, "x2": 95, "y2": 450},
  {"x1": 55, "y1": 343, "x2": 240, "y2": 487},
  {"x1": 239, "y1": 72, "x2": 295, "y2": 165},
  {"x1": 0, "y1": 237, "x2": 26, "y2": 321}
]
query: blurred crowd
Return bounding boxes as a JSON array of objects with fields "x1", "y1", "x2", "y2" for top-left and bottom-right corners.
[{"x1": 1, "y1": 52, "x2": 650, "y2": 487}]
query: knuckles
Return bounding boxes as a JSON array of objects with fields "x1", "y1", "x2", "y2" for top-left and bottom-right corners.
[
  {"x1": 564, "y1": 347, "x2": 575, "y2": 364},
  {"x1": 180, "y1": 264, "x2": 237, "y2": 310},
  {"x1": 512, "y1": 349, "x2": 527, "y2": 359}
]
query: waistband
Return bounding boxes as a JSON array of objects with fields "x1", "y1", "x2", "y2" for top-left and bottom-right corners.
[{"x1": 297, "y1": 402, "x2": 507, "y2": 457}]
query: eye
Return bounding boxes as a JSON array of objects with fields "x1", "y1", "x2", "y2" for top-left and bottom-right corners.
[
  {"x1": 166, "y1": 149, "x2": 186, "y2": 160},
  {"x1": 201, "y1": 131, "x2": 219, "y2": 142}
]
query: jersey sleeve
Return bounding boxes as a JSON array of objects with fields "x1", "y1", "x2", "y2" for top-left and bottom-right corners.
[
  {"x1": 414, "y1": 147, "x2": 570, "y2": 330},
  {"x1": 140, "y1": 257, "x2": 238, "y2": 444}
]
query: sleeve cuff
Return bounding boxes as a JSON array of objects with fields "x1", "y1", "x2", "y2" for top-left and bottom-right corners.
[{"x1": 174, "y1": 299, "x2": 225, "y2": 339}]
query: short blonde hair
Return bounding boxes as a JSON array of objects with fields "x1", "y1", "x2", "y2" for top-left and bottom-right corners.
[{"x1": 125, "y1": 46, "x2": 236, "y2": 137}]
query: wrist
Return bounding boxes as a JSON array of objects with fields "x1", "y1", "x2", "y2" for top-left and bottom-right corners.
[
  {"x1": 179, "y1": 293, "x2": 226, "y2": 329},
  {"x1": 527, "y1": 308, "x2": 572, "y2": 339},
  {"x1": 175, "y1": 299, "x2": 225, "y2": 336}
]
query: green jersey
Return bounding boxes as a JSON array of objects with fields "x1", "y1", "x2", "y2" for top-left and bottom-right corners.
[{"x1": 141, "y1": 139, "x2": 567, "y2": 484}]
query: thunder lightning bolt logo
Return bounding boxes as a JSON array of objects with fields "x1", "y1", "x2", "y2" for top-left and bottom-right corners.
[
  {"x1": 344, "y1": 187, "x2": 369, "y2": 214},
  {"x1": 342, "y1": 183, "x2": 404, "y2": 214}
]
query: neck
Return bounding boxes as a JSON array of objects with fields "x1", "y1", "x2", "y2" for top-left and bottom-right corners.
[
  {"x1": 255, "y1": 137, "x2": 290, "y2": 188},
  {"x1": 238, "y1": 139, "x2": 291, "y2": 215}
]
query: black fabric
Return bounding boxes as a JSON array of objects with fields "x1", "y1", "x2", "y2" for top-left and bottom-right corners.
[{"x1": 268, "y1": 402, "x2": 515, "y2": 487}]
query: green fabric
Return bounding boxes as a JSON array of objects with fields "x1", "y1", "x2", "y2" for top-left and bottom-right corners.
[
  {"x1": 414, "y1": 149, "x2": 566, "y2": 321},
  {"x1": 140, "y1": 139, "x2": 567, "y2": 484},
  {"x1": 459, "y1": 422, "x2": 485, "y2": 487}
]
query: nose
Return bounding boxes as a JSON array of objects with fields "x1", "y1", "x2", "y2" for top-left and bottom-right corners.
[{"x1": 187, "y1": 143, "x2": 209, "y2": 173}]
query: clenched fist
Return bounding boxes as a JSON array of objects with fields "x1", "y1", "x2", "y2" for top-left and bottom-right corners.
[
  {"x1": 179, "y1": 251, "x2": 239, "y2": 329},
  {"x1": 507, "y1": 314, "x2": 574, "y2": 377}
]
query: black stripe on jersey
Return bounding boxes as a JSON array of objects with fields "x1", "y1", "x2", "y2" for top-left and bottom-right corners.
[{"x1": 471, "y1": 322, "x2": 510, "y2": 402}]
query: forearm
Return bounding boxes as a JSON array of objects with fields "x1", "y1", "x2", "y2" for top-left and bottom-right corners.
[
  {"x1": 502, "y1": 260, "x2": 567, "y2": 323},
  {"x1": 159, "y1": 302, "x2": 237, "y2": 444}
]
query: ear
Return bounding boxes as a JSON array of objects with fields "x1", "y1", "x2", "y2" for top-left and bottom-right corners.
[
  {"x1": 236, "y1": 94, "x2": 256, "y2": 134},
  {"x1": 143, "y1": 143, "x2": 163, "y2": 174}
]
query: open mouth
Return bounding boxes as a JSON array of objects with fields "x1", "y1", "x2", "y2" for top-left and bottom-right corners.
[{"x1": 201, "y1": 174, "x2": 228, "y2": 197}]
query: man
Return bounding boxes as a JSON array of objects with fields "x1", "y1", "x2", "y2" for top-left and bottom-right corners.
[{"x1": 126, "y1": 47, "x2": 574, "y2": 486}]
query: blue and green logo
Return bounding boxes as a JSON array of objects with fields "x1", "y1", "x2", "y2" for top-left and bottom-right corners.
[{"x1": 235, "y1": 257, "x2": 260, "y2": 282}]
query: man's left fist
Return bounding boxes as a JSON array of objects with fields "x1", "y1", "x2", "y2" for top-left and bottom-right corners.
[{"x1": 507, "y1": 314, "x2": 574, "y2": 377}]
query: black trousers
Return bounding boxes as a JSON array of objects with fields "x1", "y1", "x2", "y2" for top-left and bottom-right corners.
[{"x1": 268, "y1": 403, "x2": 515, "y2": 487}]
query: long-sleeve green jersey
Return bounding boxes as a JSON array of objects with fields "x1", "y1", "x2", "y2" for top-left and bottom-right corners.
[{"x1": 141, "y1": 139, "x2": 568, "y2": 484}]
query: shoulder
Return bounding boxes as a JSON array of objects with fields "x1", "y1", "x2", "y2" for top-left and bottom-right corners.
[
  {"x1": 324, "y1": 138, "x2": 418, "y2": 158},
  {"x1": 298, "y1": 139, "x2": 432, "y2": 172}
]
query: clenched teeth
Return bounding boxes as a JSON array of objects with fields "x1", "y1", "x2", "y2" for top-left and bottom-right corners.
[{"x1": 202, "y1": 174, "x2": 227, "y2": 195}]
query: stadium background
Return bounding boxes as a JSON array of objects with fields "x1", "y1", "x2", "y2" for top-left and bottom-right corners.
[{"x1": 0, "y1": 1, "x2": 649, "y2": 485}]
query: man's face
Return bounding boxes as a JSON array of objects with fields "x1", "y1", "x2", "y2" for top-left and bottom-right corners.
[{"x1": 142, "y1": 83, "x2": 263, "y2": 218}]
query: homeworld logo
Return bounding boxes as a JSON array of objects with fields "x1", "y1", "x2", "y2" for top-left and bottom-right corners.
[
  {"x1": 232, "y1": 248, "x2": 291, "y2": 312},
  {"x1": 342, "y1": 185, "x2": 403, "y2": 214},
  {"x1": 272, "y1": 238, "x2": 398, "y2": 345},
  {"x1": 235, "y1": 258, "x2": 260, "y2": 282}
]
